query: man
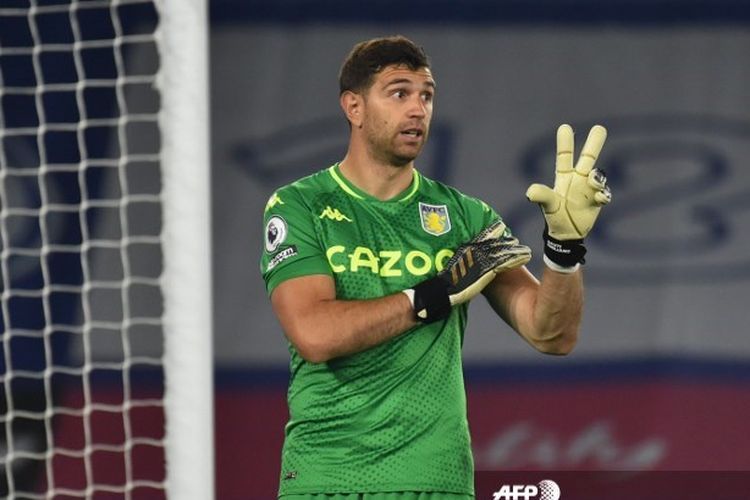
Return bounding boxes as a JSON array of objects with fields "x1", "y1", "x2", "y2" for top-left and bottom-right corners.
[{"x1": 260, "y1": 36, "x2": 611, "y2": 499}]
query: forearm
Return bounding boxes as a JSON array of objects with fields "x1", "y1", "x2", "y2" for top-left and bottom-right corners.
[
  {"x1": 484, "y1": 266, "x2": 583, "y2": 355},
  {"x1": 275, "y1": 290, "x2": 418, "y2": 363},
  {"x1": 527, "y1": 266, "x2": 583, "y2": 353}
]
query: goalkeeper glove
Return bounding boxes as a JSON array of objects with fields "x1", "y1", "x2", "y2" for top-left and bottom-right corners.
[
  {"x1": 526, "y1": 124, "x2": 612, "y2": 270},
  {"x1": 403, "y1": 220, "x2": 531, "y2": 323}
]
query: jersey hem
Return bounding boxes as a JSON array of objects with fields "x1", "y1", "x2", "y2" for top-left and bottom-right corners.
[
  {"x1": 278, "y1": 483, "x2": 474, "y2": 497},
  {"x1": 265, "y1": 264, "x2": 333, "y2": 296}
]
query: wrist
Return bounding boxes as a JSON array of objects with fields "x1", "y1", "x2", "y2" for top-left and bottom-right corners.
[
  {"x1": 401, "y1": 288, "x2": 415, "y2": 308},
  {"x1": 542, "y1": 226, "x2": 587, "y2": 268},
  {"x1": 543, "y1": 254, "x2": 580, "y2": 274},
  {"x1": 406, "y1": 276, "x2": 451, "y2": 324}
]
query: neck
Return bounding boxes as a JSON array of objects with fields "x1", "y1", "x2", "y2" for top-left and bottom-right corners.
[{"x1": 338, "y1": 150, "x2": 415, "y2": 201}]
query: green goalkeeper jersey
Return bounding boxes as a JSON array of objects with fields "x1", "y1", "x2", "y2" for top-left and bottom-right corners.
[{"x1": 260, "y1": 163, "x2": 501, "y2": 496}]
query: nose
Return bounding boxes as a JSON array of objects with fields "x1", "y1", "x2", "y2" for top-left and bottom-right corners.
[{"x1": 407, "y1": 94, "x2": 427, "y2": 119}]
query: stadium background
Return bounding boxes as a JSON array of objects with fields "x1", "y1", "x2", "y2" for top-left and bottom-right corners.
[
  {"x1": 1, "y1": 0, "x2": 749, "y2": 498},
  {"x1": 212, "y1": 1, "x2": 750, "y2": 497}
]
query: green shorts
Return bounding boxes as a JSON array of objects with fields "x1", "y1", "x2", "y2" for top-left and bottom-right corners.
[{"x1": 280, "y1": 493, "x2": 473, "y2": 500}]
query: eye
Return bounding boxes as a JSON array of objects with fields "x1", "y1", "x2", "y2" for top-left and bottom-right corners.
[
  {"x1": 421, "y1": 91, "x2": 434, "y2": 103},
  {"x1": 392, "y1": 89, "x2": 407, "y2": 99}
]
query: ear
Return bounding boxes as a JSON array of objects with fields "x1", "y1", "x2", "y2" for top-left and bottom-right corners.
[{"x1": 340, "y1": 91, "x2": 363, "y2": 128}]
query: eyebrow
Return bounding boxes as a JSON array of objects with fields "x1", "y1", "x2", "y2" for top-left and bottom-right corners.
[{"x1": 383, "y1": 78, "x2": 436, "y2": 90}]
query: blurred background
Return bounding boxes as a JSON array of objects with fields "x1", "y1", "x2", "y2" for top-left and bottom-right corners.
[
  {"x1": 1, "y1": 0, "x2": 749, "y2": 499},
  {"x1": 212, "y1": 0, "x2": 750, "y2": 498}
]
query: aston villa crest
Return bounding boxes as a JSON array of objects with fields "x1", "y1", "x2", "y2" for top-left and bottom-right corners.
[{"x1": 419, "y1": 202, "x2": 451, "y2": 236}]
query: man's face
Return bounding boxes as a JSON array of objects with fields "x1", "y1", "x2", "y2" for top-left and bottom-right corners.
[{"x1": 360, "y1": 64, "x2": 435, "y2": 167}]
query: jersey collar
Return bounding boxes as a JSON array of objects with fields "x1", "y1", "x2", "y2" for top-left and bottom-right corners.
[{"x1": 328, "y1": 162, "x2": 421, "y2": 203}]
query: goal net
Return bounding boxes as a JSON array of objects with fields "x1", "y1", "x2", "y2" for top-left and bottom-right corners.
[{"x1": 0, "y1": 1, "x2": 212, "y2": 498}]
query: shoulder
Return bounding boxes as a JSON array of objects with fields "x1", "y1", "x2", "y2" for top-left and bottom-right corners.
[
  {"x1": 417, "y1": 172, "x2": 496, "y2": 216},
  {"x1": 264, "y1": 166, "x2": 338, "y2": 215}
]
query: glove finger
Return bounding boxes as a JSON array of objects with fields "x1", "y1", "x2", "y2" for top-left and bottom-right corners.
[
  {"x1": 448, "y1": 269, "x2": 497, "y2": 306},
  {"x1": 576, "y1": 125, "x2": 607, "y2": 175},
  {"x1": 588, "y1": 169, "x2": 612, "y2": 205},
  {"x1": 556, "y1": 124, "x2": 574, "y2": 173},
  {"x1": 499, "y1": 234, "x2": 520, "y2": 246},
  {"x1": 488, "y1": 240, "x2": 531, "y2": 257},
  {"x1": 526, "y1": 184, "x2": 560, "y2": 212},
  {"x1": 493, "y1": 247, "x2": 532, "y2": 272},
  {"x1": 485, "y1": 240, "x2": 526, "y2": 257},
  {"x1": 474, "y1": 219, "x2": 508, "y2": 242},
  {"x1": 594, "y1": 186, "x2": 612, "y2": 205},
  {"x1": 496, "y1": 245, "x2": 532, "y2": 260},
  {"x1": 588, "y1": 168, "x2": 607, "y2": 189}
]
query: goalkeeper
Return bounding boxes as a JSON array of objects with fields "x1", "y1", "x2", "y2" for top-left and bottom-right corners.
[{"x1": 260, "y1": 36, "x2": 611, "y2": 500}]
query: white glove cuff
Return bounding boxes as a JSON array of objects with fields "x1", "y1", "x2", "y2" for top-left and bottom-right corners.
[
  {"x1": 543, "y1": 254, "x2": 580, "y2": 274},
  {"x1": 401, "y1": 289, "x2": 416, "y2": 308}
]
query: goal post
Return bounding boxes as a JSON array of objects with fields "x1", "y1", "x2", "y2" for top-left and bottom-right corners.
[
  {"x1": 0, "y1": 0, "x2": 213, "y2": 498},
  {"x1": 156, "y1": 0, "x2": 214, "y2": 499}
]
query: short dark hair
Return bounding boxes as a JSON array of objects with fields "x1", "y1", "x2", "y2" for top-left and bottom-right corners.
[{"x1": 338, "y1": 35, "x2": 430, "y2": 95}]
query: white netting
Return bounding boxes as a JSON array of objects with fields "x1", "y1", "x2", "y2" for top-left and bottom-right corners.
[{"x1": 0, "y1": 1, "x2": 168, "y2": 497}]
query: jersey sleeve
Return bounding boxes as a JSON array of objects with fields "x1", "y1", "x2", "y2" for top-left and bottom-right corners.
[
  {"x1": 260, "y1": 186, "x2": 332, "y2": 295},
  {"x1": 461, "y1": 194, "x2": 508, "y2": 238}
]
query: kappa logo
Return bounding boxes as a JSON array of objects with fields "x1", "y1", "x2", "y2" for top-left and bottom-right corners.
[
  {"x1": 265, "y1": 192, "x2": 284, "y2": 212},
  {"x1": 320, "y1": 205, "x2": 352, "y2": 222},
  {"x1": 419, "y1": 202, "x2": 451, "y2": 236}
]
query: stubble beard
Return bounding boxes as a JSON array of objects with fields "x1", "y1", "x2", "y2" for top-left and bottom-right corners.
[{"x1": 364, "y1": 121, "x2": 427, "y2": 168}]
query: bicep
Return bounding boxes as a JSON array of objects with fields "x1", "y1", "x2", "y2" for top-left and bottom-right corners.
[{"x1": 270, "y1": 274, "x2": 336, "y2": 344}]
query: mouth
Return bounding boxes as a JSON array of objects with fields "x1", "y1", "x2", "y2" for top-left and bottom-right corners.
[{"x1": 400, "y1": 128, "x2": 424, "y2": 139}]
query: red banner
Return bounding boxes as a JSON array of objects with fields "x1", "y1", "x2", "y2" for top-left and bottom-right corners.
[{"x1": 215, "y1": 380, "x2": 750, "y2": 499}]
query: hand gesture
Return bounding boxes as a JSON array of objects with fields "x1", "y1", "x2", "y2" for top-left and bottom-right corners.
[{"x1": 526, "y1": 124, "x2": 611, "y2": 241}]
